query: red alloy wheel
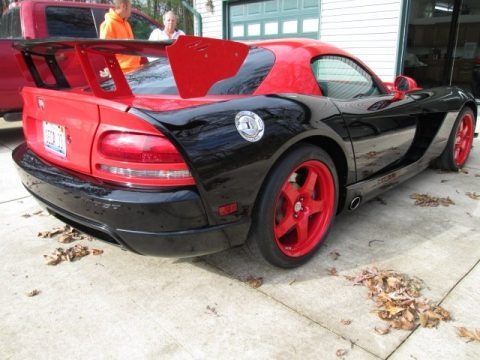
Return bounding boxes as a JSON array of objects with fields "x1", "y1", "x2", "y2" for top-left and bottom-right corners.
[
  {"x1": 454, "y1": 112, "x2": 474, "y2": 166},
  {"x1": 273, "y1": 160, "x2": 335, "y2": 257}
]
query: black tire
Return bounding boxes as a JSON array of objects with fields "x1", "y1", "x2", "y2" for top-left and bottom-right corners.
[
  {"x1": 435, "y1": 107, "x2": 476, "y2": 171},
  {"x1": 247, "y1": 144, "x2": 338, "y2": 268}
]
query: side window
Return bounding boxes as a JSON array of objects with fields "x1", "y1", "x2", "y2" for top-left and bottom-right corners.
[
  {"x1": 0, "y1": 8, "x2": 22, "y2": 39},
  {"x1": 46, "y1": 7, "x2": 97, "y2": 38},
  {"x1": 129, "y1": 13, "x2": 158, "y2": 40},
  {"x1": 311, "y1": 55, "x2": 381, "y2": 99},
  {"x1": 92, "y1": 8, "x2": 107, "y2": 35}
]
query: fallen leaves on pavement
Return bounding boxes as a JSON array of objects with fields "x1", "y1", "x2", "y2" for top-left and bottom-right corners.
[
  {"x1": 38, "y1": 225, "x2": 92, "y2": 243},
  {"x1": 410, "y1": 193, "x2": 455, "y2": 207},
  {"x1": 456, "y1": 327, "x2": 480, "y2": 342},
  {"x1": 340, "y1": 319, "x2": 352, "y2": 325},
  {"x1": 466, "y1": 192, "x2": 480, "y2": 200},
  {"x1": 346, "y1": 268, "x2": 450, "y2": 333},
  {"x1": 44, "y1": 245, "x2": 90, "y2": 265},
  {"x1": 43, "y1": 245, "x2": 103, "y2": 265}
]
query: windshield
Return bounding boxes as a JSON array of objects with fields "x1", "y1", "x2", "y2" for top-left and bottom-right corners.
[{"x1": 100, "y1": 47, "x2": 275, "y2": 96}]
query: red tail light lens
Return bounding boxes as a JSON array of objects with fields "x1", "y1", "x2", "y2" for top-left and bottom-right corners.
[
  {"x1": 99, "y1": 132, "x2": 183, "y2": 163},
  {"x1": 94, "y1": 131, "x2": 194, "y2": 187}
]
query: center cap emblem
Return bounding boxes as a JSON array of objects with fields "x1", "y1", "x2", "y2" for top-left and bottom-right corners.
[
  {"x1": 294, "y1": 201, "x2": 302, "y2": 212},
  {"x1": 235, "y1": 111, "x2": 265, "y2": 142}
]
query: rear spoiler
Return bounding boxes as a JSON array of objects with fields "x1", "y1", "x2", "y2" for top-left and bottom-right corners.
[{"x1": 13, "y1": 36, "x2": 249, "y2": 99}]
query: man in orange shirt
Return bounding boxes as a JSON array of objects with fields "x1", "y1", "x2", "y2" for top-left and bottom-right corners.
[{"x1": 100, "y1": 0, "x2": 141, "y2": 73}]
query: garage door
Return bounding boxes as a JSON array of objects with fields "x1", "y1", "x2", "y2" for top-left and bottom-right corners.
[{"x1": 227, "y1": 0, "x2": 320, "y2": 40}]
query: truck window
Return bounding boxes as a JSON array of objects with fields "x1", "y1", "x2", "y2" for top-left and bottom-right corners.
[
  {"x1": 46, "y1": 7, "x2": 97, "y2": 38},
  {"x1": 0, "y1": 8, "x2": 22, "y2": 39},
  {"x1": 92, "y1": 9, "x2": 159, "y2": 40}
]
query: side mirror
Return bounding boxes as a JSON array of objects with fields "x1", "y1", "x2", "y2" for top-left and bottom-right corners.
[{"x1": 394, "y1": 75, "x2": 418, "y2": 92}]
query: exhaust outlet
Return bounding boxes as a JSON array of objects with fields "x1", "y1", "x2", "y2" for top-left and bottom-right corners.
[{"x1": 349, "y1": 196, "x2": 361, "y2": 211}]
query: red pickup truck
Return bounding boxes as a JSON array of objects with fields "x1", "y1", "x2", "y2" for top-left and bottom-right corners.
[{"x1": 0, "y1": 0, "x2": 161, "y2": 121}]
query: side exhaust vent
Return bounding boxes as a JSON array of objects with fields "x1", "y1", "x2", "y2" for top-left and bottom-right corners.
[{"x1": 349, "y1": 196, "x2": 362, "y2": 211}]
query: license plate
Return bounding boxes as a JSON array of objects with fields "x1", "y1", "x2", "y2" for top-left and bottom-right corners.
[{"x1": 43, "y1": 121, "x2": 67, "y2": 157}]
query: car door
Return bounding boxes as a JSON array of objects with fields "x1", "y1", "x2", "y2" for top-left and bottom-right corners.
[{"x1": 311, "y1": 55, "x2": 422, "y2": 181}]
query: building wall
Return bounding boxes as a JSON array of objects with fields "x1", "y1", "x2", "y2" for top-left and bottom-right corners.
[
  {"x1": 195, "y1": 0, "x2": 404, "y2": 81},
  {"x1": 193, "y1": 0, "x2": 223, "y2": 39},
  {"x1": 319, "y1": 0, "x2": 403, "y2": 81}
]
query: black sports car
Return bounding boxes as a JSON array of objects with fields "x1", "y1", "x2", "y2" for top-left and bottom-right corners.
[{"x1": 12, "y1": 36, "x2": 477, "y2": 268}]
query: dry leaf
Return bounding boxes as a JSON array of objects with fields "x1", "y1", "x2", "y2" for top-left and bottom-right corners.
[
  {"x1": 26, "y1": 289, "x2": 40, "y2": 297},
  {"x1": 456, "y1": 327, "x2": 480, "y2": 342},
  {"x1": 330, "y1": 251, "x2": 341, "y2": 260},
  {"x1": 327, "y1": 267, "x2": 338, "y2": 276},
  {"x1": 336, "y1": 349, "x2": 347, "y2": 357},
  {"x1": 466, "y1": 192, "x2": 480, "y2": 200},
  {"x1": 92, "y1": 249, "x2": 104, "y2": 256},
  {"x1": 38, "y1": 227, "x2": 64, "y2": 238},
  {"x1": 206, "y1": 305, "x2": 219, "y2": 316},
  {"x1": 433, "y1": 306, "x2": 451, "y2": 321},
  {"x1": 404, "y1": 310, "x2": 415, "y2": 322},
  {"x1": 341, "y1": 319, "x2": 352, "y2": 325},
  {"x1": 244, "y1": 276, "x2": 263, "y2": 289},
  {"x1": 58, "y1": 234, "x2": 74, "y2": 244},
  {"x1": 374, "y1": 326, "x2": 390, "y2": 335}
]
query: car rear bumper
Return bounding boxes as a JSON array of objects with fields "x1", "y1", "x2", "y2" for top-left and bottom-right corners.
[{"x1": 12, "y1": 143, "x2": 249, "y2": 257}]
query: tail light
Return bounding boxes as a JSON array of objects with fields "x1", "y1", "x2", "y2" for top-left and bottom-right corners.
[{"x1": 93, "y1": 131, "x2": 194, "y2": 187}]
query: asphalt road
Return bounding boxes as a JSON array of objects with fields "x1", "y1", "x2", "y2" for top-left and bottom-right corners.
[{"x1": 1, "y1": 118, "x2": 479, "y2": 359}]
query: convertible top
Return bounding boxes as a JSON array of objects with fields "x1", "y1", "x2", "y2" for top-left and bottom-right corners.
[{"x1": 14, "y1": 36, "x2": 250, "y2": 99}]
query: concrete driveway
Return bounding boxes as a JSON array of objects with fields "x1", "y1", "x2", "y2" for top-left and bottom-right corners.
[{"x1": 1, "y1": 118, "x2": 479, "y2": 360}]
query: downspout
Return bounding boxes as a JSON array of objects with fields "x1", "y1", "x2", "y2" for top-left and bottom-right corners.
[
  {"x1": 181, "y1": 1, "x2": 202, "y2": 36},
  {"x1": 396, "y1": 0, "x2": 411, "y2": 76}
]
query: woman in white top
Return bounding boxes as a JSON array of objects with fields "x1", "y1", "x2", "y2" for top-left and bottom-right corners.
[{"x1": 149, "y1": 11, "x2": 185, "y2": 40}]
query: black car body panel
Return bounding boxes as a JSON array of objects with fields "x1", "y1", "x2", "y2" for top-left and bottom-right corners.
[
  {"x1": 13, "y1": 144, "x2": 249, "y2": 256},
  {"x1": 11, "y1": 37, "x2": 477, "y2": 261}
]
